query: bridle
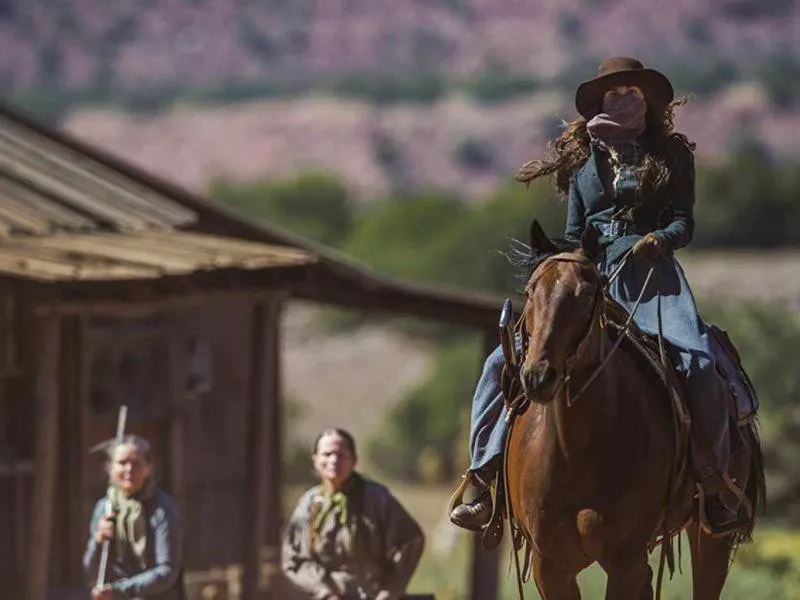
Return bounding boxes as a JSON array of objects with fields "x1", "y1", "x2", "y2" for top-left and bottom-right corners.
[{"x1": 520, "y1": 249, "x2": 654, "y2": 406}]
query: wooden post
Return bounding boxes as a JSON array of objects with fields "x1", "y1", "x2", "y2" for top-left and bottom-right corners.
[
  {"x1": 468, "y1": 329, "x2": 502, "y2": 600},
  {"x1": 56, "y1": 315, "x2": 87, "y2": 586},
  {"x1": 168, "y1": 328, "x2": 188, "y2": 513},
  {"x1": 27, "y1": 313, "x2": 61, "y2": 600},
  {"x1": 241, "y1": 295, "x2": 285, "y2": 600}
]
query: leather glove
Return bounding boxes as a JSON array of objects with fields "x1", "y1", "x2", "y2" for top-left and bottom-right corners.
[{"x1": 632, "y1": 233, "x2": 664, "y2": 260}]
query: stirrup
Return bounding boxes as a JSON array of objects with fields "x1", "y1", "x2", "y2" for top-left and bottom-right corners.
[
  {"x1": 696, "y1": 484, "x2": 748, "y2": 538},
  {"x1": 447, "y1": 471, "x2": 473, "y2": 517}
]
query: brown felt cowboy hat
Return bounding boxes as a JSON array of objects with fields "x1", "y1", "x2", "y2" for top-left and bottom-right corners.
[{"x1": 575, "y1": 56, "x2": 674, "y2": 118}]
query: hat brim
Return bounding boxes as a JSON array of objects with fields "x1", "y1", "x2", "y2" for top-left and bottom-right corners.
[{"x1": 575, "y1": 69, "x2": 674, "y2": 119}]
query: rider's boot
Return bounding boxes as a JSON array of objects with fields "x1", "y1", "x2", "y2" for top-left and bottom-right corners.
[{"x1": 449, "y1": 467, "x2": 495, "y2": 531}]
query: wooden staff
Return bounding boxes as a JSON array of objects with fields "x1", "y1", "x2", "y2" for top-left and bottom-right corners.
[{"x1": 96, "y1": 405, "x2": 128, "y2": 588}]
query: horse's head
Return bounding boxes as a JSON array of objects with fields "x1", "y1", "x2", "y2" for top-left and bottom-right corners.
[{"x1": 520, "y1": 221, "x2": 603, "y2": 403}]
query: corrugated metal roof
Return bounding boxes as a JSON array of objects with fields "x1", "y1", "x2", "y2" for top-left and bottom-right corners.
[
  {"x1": 0, "y1": 114, "x2": 197, "y2": 235},
  {"x1": 0, "y1": 231, "x2": 314, "y2": 282}
]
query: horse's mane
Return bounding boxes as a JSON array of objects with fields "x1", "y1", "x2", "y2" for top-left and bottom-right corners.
[{"x1": 505, "y1": 236, "x2": 580, "y2": 289}]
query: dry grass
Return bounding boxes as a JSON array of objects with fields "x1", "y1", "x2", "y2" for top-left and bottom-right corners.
[
  {"x1": 680, "y1": 250, "x2": 800, "y2": 310},
  {"x1": 281, "y1": 304, "x2": 435, "y2": 471}
]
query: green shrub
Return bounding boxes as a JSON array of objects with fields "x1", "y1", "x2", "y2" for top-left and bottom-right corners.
[
  {"x1": 210, "y1": 173, "x2": 354, "y2": 246},
  {"x1": 700, "y1": 300, "x2": 800, "y2": 523},
  {"x1": 459, "y1": 70, "x2": 539, "y2": 104},
  {"x1": 757, "y1": 53, "x2": 800, "y2": 109},
  {"x1": 342, "y1": 191, "x2": 466, "y2": 284},
  {"x1": 668, "y1": 60, "x2": 740, "y2": 96},
  {"x1": 237, "y1": 18, "x2": 280, "y2": 63},
  {"x1": 693, "y1": 148, "x2": 800, "y2": 248},
  {"x1": 453, "y1": 137, "x2": 495, "y2": 171},
  {"x1": 325, "y1": 72, "x2": 448, "y2": 105}
]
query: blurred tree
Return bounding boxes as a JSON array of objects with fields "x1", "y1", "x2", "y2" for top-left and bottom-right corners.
[
  {"x1": 210, "y1": 173, "x2": 354, "y2": 246},
  {"x1": 342, "y1": 181, "x2": 565, "y2": 294},
  {"x1": 693, "y1": 148, "x2": 800, "y2": 248},
  {"x1": 756, "y1": 52, "x2": 800, "y2": 109},
  {"x1": 459, "y1": 68, "x2": 539, "y2": 104},
  {"x1": 667, "y1": 60, "x2": 740, "y2": 96},
  {"x1": 425, "y1": 181, "x2": 566, "y2": 293},
  {"x1": 453, "y1": 136, "x2": 495, "y2": 172},
  {"x1": 342, "y1": 191, "x2": 466, "y2": 283},
  {"x1": 326, "y1": 72, "x2": 447, "y2": 105}
]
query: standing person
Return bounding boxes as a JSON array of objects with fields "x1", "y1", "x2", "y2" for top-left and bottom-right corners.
[
  {"x1": 449, "y1": 56, "x2": 744, "y2": 536},
  {"x1": 282, "y1": 428, "x2": 425, "y2": 600},
  {"x1": 84, "y1": 435, "x2": 185, "y2": 600}
]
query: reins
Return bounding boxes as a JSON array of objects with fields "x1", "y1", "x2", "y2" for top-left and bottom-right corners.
[{"x1": 565, "y1": 255, "x2": 656, "y2": 406}]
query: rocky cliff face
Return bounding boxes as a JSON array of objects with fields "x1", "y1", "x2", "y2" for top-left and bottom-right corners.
[{"x1": 2, "y1": 0, "x2": 799, "y2": 90}]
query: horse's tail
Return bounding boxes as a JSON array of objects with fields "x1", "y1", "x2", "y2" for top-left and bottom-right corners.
[{"x1": 735, "y1": 418, "x2": 767, "y2": 547}]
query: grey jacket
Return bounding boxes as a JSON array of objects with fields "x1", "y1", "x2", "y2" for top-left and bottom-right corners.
[
  {"x1": 83, "y1": 488, "x2": 185, "y2": 600},
  {"x1": 282, "y1": 475, "x2": 425, "y2": 599}
]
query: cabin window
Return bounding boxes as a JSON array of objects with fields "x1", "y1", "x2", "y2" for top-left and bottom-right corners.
[{"x1": 88, "y1": 332, "x2": 171, "y2": 419}]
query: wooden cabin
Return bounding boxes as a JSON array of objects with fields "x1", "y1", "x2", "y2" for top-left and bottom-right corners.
[{"x1": 0, "y1": 105, "x2": 508, "y2": 600}]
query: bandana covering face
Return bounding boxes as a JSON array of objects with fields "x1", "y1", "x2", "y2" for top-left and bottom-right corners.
[{"x1": 586, "y1": 92, "x2": 647, "y2": 146}]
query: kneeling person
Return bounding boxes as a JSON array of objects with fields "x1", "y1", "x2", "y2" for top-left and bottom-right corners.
[{"x1": 282, "y1": 428, "x2": 425, "y2": 600}]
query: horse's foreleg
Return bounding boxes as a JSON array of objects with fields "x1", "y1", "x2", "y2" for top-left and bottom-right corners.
[
  {"x1": 531, "y1": 551, "x2": 581, "y2": 600},
  {"x1": 601, "y1": 548, "x2": 653, "y2": 600},
  {"x1": 687, "y1": 520, "x2": 733, "y2": 599}
]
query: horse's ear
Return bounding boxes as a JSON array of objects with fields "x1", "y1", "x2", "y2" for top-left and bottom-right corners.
[
  {"x1": 529, "y1": 220, "x2": 557, "y2": 254},
  {"x1": 580, "y1": 225, "x2": 601, "y2": 259}
]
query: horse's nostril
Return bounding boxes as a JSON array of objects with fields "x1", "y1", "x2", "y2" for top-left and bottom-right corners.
[{"x1": 526, "y1": 360, "x2": 556, "y2": 393}]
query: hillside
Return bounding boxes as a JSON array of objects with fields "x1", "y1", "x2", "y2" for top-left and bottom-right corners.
[
  {"x1": 5, "y1": 0, "x2": 800, "y2": 197},
  {"x1": 60, "y1": 83, "x2": 800, "y2": 200},
  {"x1": 1, "y1": 0, "x2": 799, "y2": 92}
]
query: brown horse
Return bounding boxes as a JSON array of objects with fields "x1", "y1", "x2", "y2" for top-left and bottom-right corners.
[{"x1": 505, "y1": 223, "x2": 764, "y2": 599}]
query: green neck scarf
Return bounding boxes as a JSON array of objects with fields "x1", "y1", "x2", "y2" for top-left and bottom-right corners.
[
  {"x1": 311, "y1": 473, "x2": 365, "y2": 531},
  {"x1": 108, "y1": 477, "x2": 156, "y2": 565}
]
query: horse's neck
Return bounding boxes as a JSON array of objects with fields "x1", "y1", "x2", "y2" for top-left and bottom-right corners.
[
  {"x1": 546, "y1": 384, "x2": 614, "y2": 460},
  {"x1": 545, "y1": 329, "x2": 624, "y2": 459}
]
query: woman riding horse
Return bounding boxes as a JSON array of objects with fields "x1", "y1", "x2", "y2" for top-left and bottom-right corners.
[{"x1": 450, "y1": 57, "x2": 743, "y2": 536}]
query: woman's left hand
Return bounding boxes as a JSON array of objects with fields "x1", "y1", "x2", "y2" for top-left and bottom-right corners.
[
  {"x1": 375, "y1": 592, "x2": 395, "y2": 600},
  {"x1": 632, "y1": 233, "x2": 664, "y2": 260},
  {"x1": 91, "y1": 585, "x2": 114, "y2": 600}
]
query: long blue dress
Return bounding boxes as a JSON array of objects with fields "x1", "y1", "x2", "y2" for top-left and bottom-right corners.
[{"x1": 469, "y1": 140, "x2": 731, "y2": 492}]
